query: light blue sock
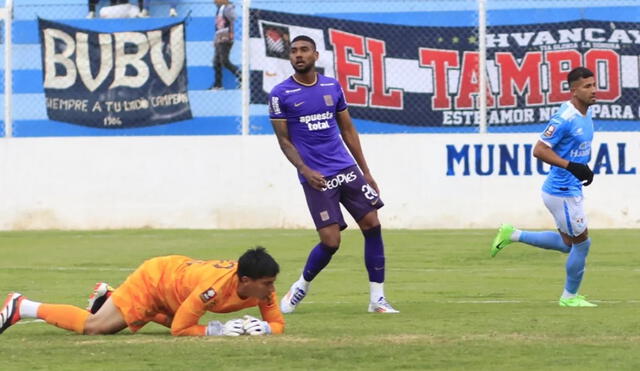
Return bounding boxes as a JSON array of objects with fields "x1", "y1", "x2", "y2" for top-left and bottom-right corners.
[
  {"x1": 564, "y1": 238, "x2": 591, "y2": 294},
  {"x1": 518, "y1": 231, "x2": 571, "y2": 253}
]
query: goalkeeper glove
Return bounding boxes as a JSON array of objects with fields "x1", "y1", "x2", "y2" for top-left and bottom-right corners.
[
  {"x1": 243, "y1": 315, "x2": 272, "y2": 336},
  {"x1": 566, "y1": 162, "x2": 594, "y2": 186},
  {"x1": 205, "y1": 319, "x2": 245, "y2": 336}
]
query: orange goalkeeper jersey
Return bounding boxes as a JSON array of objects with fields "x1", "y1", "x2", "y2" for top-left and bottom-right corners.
[{"x1": 110, "y1": 255, "x2": 284, "y2": 336}]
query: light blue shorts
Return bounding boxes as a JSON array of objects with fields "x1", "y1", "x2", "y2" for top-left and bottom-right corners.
[{"x1": 542, "y1": 192, "x2": 587, "y2": 237}]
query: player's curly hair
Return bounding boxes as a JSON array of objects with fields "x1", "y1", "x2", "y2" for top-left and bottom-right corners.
[{"x1": 237, "y1": 246, "x2": 280, "y2": 279}]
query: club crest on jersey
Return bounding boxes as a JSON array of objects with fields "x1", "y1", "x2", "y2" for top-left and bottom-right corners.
[
  {"x1": 200, "y1": 288, "x2": 216, "y2": 303},
  {"x1": 323, "y1": 94, "x2": 333, "y2": 106},
  {"x1": 543, "y1": 125, "x2": 556, "y2": 137}
]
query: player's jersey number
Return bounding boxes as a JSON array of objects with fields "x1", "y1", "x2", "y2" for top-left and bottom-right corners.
[
  {"x1": 186, "y1": 260, "x2": 236, "y2": 269},
  {"x1": 213, "y1": 260, "x2": 236, "y2": 269},
  {"x1": 362, "y1": 184, "x2": 378, "y2": 200}
]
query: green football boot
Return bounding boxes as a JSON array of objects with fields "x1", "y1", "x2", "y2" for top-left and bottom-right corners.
[
  {"x1": 490, "y1": 223, "x2": 515, "y2": 257},
  {"x1": 559, "y1": 295, "x2": 597, "y2": 307}
]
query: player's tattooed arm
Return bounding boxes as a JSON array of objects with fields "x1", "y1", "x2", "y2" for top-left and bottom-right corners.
[
  {"x1": 271, "y1": 119, "x2": 325, "y2": 190},
  {"x1": 336, "y1": 110, "x2": 379, "y2": 193}
]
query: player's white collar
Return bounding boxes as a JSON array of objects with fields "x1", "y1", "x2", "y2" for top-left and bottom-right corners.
[{"x1": 567, "y1": 101, "x2": 590, "y2": 118}]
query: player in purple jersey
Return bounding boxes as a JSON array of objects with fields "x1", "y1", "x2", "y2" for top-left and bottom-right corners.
[
  {"x1": 490, "y1": 67, "x2": 598, "y2": 307},
  {"x1": 269, "y1": 35, "x2": 398, "y2": 314}
]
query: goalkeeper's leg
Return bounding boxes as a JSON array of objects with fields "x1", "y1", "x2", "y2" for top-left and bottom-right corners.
[
  {"x1": 86, "y1": 283, "x2": 170, "y2": 327},
  {"x1": 87, "y1": 282, "x2": 114, "y2": 314},
  {"x1": 2, "y1": 293, "x2": 126, "y2": 335}
]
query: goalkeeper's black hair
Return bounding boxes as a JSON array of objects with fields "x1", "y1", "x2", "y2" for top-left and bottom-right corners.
[
  {"x1": 291, "y1": 35, "x2": 316, "y2": 51},
  {"x1": 567, "y1": 67, "x2": 594, "y2": 87},
  {"x1": 237, "y1": 246, "x2": 280, "y2": 279}
]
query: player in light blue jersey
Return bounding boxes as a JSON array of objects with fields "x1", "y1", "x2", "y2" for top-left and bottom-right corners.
[
  {"x1": 490, "y1": 67, "x2": 597, "y2": 307},
  {"x1": 269, "y1": 35, "x2": 398, "y2": 314}
]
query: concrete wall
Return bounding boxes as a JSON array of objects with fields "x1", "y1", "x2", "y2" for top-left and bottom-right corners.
[{"x1": 1, "y1": 132, "x2": 637, "y2": 230}]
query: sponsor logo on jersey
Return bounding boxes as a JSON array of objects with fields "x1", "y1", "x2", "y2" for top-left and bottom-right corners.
[
  {"x1": 300, "y1": 111, "x2": 333, "y2": 131},
  {"x1": 294, "y1": 101, "x2": 305, "y2": 107},
  {"x1": 307, "y1": 121, "x2": 330, "y2": 131},
  {"x1": 320, "y1": 83, "x2": 335, "y2": 86},
  {"x1": 323, "y1": 94, "x2": 334, "y2": 106},
  {"x1": 285, "y1": 88, "x2": 301, "y2": 93},
  {"x1": 270, "y1": 96, "x2": 281, "y2": 115},
  {"x1": 299, "y1": 111, "x2": 333, "y2": 123},
  {"x1": 200, "y1": 288, "x2": 216, "y2": 303},
  {"x1": 570, "y1": 141, "x2": 591, "y2": 158}
]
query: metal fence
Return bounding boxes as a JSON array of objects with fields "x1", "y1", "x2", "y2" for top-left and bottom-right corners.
[{"x1": 1, "y1": 0, "x2": 639, "y2": 137}]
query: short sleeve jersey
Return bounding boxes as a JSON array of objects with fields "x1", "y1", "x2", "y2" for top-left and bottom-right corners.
[
  {"x1": 268, "y1": 73, "x2": 355, "y2": 182},
  {"x1": 539, "y1": 101, "x2": 594, "y2": 197},
  {"x1": 135, "y1": 255, "x2": 284, "y2": 336}
]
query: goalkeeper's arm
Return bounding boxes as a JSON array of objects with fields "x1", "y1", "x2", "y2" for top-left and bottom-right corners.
[
  {"x1": 205, "y1": 319, "x2": 245, "y2": 336},
  {"x1": 242, "y1": 315, "x2": 272, "y2": 336}
]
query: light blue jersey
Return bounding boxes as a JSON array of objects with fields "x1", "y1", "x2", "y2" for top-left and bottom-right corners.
[{"x1": 539, "y1": 101, "x2": 594, "y2": 197}]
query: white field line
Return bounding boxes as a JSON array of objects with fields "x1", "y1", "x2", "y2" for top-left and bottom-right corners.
[
  {"x1": 5, "y1": 266, "x2": 134, "y2": 272},
  {"x1": 277, "y1": 300, "x2": 640, "y2": 305},
  {"x1": 3, "y1": 266, "x2": 640, "y2": 273},
  {"x1": 15, "y1": 319, "x2": 44, "y2": 325},
  {"x1": 13, "y1": 300, "x2": 640, "y2": 328}
]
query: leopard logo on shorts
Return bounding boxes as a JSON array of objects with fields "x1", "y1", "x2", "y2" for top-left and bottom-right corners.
[{"x1": 200, "y1": 288, "x2": 216, "y2": 303}]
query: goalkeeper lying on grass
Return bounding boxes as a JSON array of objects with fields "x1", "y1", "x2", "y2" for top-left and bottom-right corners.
[{"x1": 1, "y1": 247, "x2": 283, "y2": 336}]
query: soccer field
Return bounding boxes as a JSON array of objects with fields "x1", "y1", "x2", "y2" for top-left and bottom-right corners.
[{"x1": 0, "y1": 229, "x2": 638, "y2": 370}]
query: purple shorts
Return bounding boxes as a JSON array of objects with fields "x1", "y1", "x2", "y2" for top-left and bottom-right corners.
[{"x1": 301, "y1": 165, "x2": 384, "y2": 230}]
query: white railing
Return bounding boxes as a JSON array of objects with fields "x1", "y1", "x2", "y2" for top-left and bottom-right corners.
[
  {"x1": 477, "y1": 0, "x2": 487, "y2": 133},
  {"x1": 241, "y1": 0, "x2": 251, "y2": 135},
  {"x1": 1, "y1": 0, "x2": 13, "y2": 138}
]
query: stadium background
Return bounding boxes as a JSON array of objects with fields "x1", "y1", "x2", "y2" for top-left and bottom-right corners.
[{"x1": 0, "y1": 0, "x2": 637, "y2": 229}]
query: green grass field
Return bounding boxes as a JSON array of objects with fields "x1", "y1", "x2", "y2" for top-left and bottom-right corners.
[{"x1": 0, "y1": 229, "x2": 639, "y2": 370}]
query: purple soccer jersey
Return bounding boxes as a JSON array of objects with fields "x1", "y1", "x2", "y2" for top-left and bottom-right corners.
[{"x1": 269, "y1": 73, "x2": 355, "y2": 182}]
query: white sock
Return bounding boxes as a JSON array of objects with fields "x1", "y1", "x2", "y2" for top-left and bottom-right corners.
[
  {"x1": 19, "y1": 298, "x2": 41, "y2": 319},
  {"x1": 297, "y1": 274, "x2": 311, "y2": 290},
  {"x1": 369, "y1": 282, "x2": 385, "y2": 303},
  {"x1": 511, "y1": 229, "x2": 522, "y2": 242},
  {"x1": 561, "y1": 289, "x2": 576, "y2": 299}
]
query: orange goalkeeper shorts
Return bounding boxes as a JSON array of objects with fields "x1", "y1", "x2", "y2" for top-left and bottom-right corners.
[{"x1": 110, "y1": 257, "x2": 171, "y2": 333}]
